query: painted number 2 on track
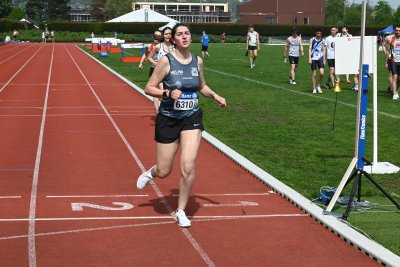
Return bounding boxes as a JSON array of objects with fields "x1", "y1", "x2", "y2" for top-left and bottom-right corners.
[{"x1": 71, "y1": 202, "x2": 134, "y2": 211}]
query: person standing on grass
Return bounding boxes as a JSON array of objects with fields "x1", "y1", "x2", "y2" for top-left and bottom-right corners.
[
  {"x1": 45, "y1": 30, "x2": 49, "y2": 43},
  {"x1": 12, "y1": 30, "x2": 19, "y2": 42},
  {"x1": 137, "y1": 23, "x2": 226, "y2": 228},
  {"x1": 283, "y1": 27, "x2": 304, "y2": 85},
  {"x1": 147, "y1": 27, "x2": 175, "y2": 113},
  {"x1": 246, "y1": 26, "x2": 259, "y2": 68},
  {"x1": 387, "y1": 25, "x2": 400, "y2": 100},
  {"x1": 309, "y1": 28, "x2": 325, "y2": 94},
  {"x1": 201, "y1": 30, "x2": 210, "y2": 58},
  {"x1": 324, "y1": 26, "x2": 338, "y2": 89},
  {"x1": 382, "y1": 32, "x2": 394, "y2": 97},
  {"x1": 220, "y1": 32, "x2": 225, "y2": 44}
]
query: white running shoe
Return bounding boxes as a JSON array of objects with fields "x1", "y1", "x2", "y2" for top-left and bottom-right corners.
[
  {"x1": 291, "y1": 80, "x2": 297, "y2": 85},
  {"x1": 393, "y1": 94, "x2": 399, "y2": 100},
  {"x1": 313, "y1": 89, "x2": 317, "y2": 94},
  {"x1": 136, "y1": 166, "x2": 155, "y2": 190},
  {"x1": 317, "y1": 86, "x2": 322, "y2": 94},
  {"x1": 175, "y1": 209, "x2": 191, "y2": 227}
]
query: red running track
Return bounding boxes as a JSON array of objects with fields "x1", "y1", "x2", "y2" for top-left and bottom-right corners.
[{"x1": 0, "y1": 43, "x2": 379, "y2": 266}]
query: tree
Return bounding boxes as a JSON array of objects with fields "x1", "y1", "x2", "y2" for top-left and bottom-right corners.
[
  {"x1": 8, "y1": 6, "x2": 25, "y2": 20},
  {"x1": 103, "y1": 0, "x2": 132, "y2": 21},
  {"x1": 0, "y1": 0, "x2": 12, "y2": 18},
  {"x1": 325, "y1": 0, "x2": 346, "y2": 25},
  {"x1": 393, "y1": 6, "x2": 400, "y2": 25},
  {"x1": 48, "y1": 0, "x2": 71, "y2": 20},
  {"x1": 25, "y1": 0, "x2": 45, "y2": 21},
  {"x1": 91, "y1": 0, "x2": 106, "y2": 21},
  {"x1": 373, "y1": 0, "x2": 393, "y2": 25},
  {"x1": 343, "y1": 3, "x2": 373, "y2": 26}
]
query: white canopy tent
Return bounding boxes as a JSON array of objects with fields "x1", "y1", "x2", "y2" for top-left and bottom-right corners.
[
  {"x1": 20, "y1": 18, "x2": 39, "y2": 29},
  {"x1": 107, "y1": 8, "x2": 178, "y2": 23}
]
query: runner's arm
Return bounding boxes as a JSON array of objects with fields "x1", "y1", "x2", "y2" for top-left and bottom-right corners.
[{"x1": 145, "y1": 56, "x2": 174, "y2": 99}]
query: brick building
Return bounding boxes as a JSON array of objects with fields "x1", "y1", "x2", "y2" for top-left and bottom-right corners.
[{"x1": 239, "y1": 0, "x2": 325, "y2": 25}]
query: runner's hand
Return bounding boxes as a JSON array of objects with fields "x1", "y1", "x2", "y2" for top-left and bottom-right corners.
[
  {"x1": 214, "y1": 94, "x2": 226, "y2": 108},
  {"x1": 170, "y1": 89, "x2": 181, "y2": 100}
]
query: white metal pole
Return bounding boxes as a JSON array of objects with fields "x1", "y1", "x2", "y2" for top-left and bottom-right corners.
[
  {"x1": 354, "y1": 0, "x2": 366, "y2": 158},
  {"x1": 373, "y1": 39, "x2": 378, "y2": 163}
]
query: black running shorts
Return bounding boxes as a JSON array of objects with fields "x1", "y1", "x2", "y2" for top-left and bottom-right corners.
[
  {"x1": 155, "y1": 109, "x2": 204, "y2": 144},
  {"x1": 289, "y1": 56, "x2": 299, "y2": 65},
  {"x1": 327, "y1": 59, "x2": 335, "y2": 68},
  {"x1": 311, "y1": 59, "x2": 324, "y2": 70},
  {"x1": 387, "y1": 59, "x2": 393, "y2": 73},
  {"x1": 392, "y1": 62, "x2": 400, "y2": 75}
]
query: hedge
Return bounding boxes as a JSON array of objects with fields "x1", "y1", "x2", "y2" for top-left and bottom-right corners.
[{"x1": 1, "y1": 18, "x2": 385, "y2": 42}]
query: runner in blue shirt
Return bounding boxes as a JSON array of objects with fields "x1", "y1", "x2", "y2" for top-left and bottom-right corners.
[{"x1": 201, "y1": 31, "x2": 210, "y2": 58}]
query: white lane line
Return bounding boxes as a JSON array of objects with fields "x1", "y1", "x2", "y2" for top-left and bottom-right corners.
[
  {"x1": 0, "y1": 214, "x2": 308, "y2": 241},
  {"x1": 203, "y1": 201, "x2": 259, "y2": 207},
  {"x1": 205, "y1": 67, "x2": 400, "y2": 120},
  {"x1": 46, "y1": 194, "x2": 148, "y2": 198},
  {"x1": 0, "y1": 45, "x2": 44, "y2": 94},
  {"x1": 28, "y1": 44, "x2": 55, "y2": 267},
  {"x1": 0, "y1": 221, "x2": 175, "y2": 241},
  {"x1": 0, "y1": 213, "x2": 306, "y2": 222},
  {"x1": 0, "y1": 196, "x2": 21, "y2": 199},
  {"x1": 172, "y1": 192, "x2": 275, "y2": 197},
  {"x1": 0, "y1": 44, "x2": 35, "y2": 65},
  {"x1": 70, "y1": 45, "x2": 216, "y2": 267}
]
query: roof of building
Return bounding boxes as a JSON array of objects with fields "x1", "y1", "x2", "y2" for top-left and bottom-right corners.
[{"x1": 107, "y1": 8, "x2": 178, "y2": 23}]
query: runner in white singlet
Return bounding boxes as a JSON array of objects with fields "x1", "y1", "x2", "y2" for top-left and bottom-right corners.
[
  {"x1": 284, "y1": 27, "x2": 304, "y2": 85},
  {"x1": 246, "y1": 26, "x2": 260, "y2": 69}
]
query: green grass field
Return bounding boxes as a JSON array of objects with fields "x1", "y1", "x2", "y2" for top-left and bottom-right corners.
[{"x1": 82, "y1": 42, "x2": 400, "y2": 256}]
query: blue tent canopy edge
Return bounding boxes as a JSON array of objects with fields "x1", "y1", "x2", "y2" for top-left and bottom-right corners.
[{"x1": 378, "y1": 25, "x2": 393, "y2": 35}]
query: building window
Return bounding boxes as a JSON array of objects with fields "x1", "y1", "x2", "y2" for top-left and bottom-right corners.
[
  {"x1": 304, "y1": 17, "x2": 309, "y2": 24},
  {"x1": 266, "y1": 17, "x2": 276, "y2": 24}
]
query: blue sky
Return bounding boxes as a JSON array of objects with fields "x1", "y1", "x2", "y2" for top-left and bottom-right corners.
[{"x1": 352, "y1": 0, "x2": 399, "y2": 8}]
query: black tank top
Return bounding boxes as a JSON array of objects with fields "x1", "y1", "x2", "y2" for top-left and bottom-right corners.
[{"x1": 159, "y1": 53, "x2": 200, "y2": 119}]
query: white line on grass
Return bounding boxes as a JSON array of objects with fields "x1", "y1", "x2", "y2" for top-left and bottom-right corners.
[
  {"x1": 204, "y1": 67, "x2": 400, "y2": 120},
  {"x1": 28, "y1": 44, "x2": 55, "y2": 267}
]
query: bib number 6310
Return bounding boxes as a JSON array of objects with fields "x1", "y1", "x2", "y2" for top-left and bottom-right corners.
[{"x1": 173, "y1": 91, "x2": 198, "y2": 111}]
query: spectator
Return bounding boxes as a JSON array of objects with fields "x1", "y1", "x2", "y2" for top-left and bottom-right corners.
[{"x1": 12, "y1": 30, "x2": 19, "y2": 42}]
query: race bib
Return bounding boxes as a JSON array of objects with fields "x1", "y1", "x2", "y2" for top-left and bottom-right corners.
[
  {"x1": 313, "y1": 52, "x2": 321, "y2": 58},
  {"x1": 174, "y1": 91, "x2": 198, "y2": 111}
]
